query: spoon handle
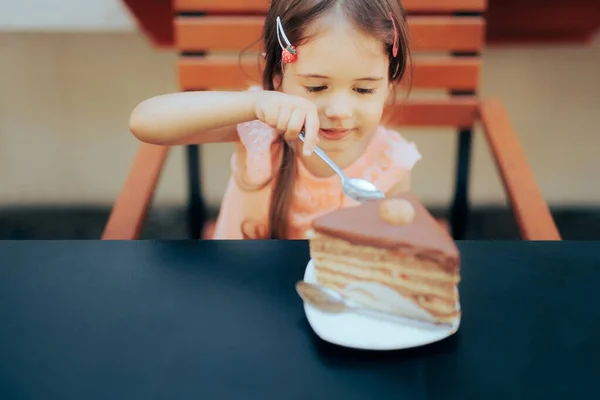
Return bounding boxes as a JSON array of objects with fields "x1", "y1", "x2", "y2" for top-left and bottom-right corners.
[{"x1": 298, "y1": 132, "x2": 346, "y2": 179}]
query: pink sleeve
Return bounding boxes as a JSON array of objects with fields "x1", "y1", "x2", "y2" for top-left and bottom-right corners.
[
  {"x1": 387, "y1": 131, "x2": 422, "y2": 170},
  {"x1": 371, "y1": 128, "x2": 422, "y2": 192},
  {"x1": 233, "y1": 85, "x2": 281, "y2": 187},
  {"x1": 236, "y1": 119, "x2": 279, "y2": 187}
]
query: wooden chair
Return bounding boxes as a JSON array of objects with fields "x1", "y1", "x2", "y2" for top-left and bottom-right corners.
[{"x1": 103, "y1": 0, "x2": 561, "y2": 241}]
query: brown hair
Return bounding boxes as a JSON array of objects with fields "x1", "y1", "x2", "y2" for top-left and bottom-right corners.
[{"x1": 245, "y1": 0, "x2": 412, "y2": 239}]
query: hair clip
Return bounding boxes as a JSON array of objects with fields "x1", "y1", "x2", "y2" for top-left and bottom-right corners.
[
  {"x1": 389, "y1": 12, "x2": 399, "y2": 58},
  {"x1": 276, "y1": 16, "x2": 297, "y2": 63}
]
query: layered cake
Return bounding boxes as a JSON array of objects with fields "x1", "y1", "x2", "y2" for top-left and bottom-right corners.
[{"x1": 308, "y1": 193, "x2": 461, "y2": 325}]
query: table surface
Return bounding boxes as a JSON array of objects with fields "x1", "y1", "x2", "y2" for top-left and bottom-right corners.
[{"x1": 1, "y1": 240, "x2": 599, "y2": 399}]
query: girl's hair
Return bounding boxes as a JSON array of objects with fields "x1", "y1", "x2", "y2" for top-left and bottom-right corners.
[{"x1": 244, "y1": 0, "x2": 412, "y2": 239}]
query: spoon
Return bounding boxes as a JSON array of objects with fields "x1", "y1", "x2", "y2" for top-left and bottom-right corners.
[
  {"x1": 295, "y1": 281, "x2": 452, "y2": 330},
  {"x1": 298, "y1": 132, "x2": 385, "y2": 203}
]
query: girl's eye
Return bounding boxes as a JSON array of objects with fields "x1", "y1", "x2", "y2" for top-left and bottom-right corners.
[
  {"x1": 305, "y1": 86, "x2": 327, "y2": 93},
  {"x1": 355, "y1": 88, "x2": 376, "y2": 94}
]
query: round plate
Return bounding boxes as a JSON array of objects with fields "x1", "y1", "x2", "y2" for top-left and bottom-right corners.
[{"x1": 302, "y1": 259, "x2": 460, "y2": 350}]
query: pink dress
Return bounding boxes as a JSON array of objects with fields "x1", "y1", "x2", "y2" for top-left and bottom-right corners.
[{"x1": 212, "y1": 120, "x2": 421, "y2": 239}]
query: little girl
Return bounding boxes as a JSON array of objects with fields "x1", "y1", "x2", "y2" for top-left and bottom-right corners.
[{"x1": 128, "y1": 0, "x2": 421, "y2": 239}]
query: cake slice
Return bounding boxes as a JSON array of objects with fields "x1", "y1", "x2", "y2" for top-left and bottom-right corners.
[{"x1": 308, "y1": 193, "x2": 461, "y2": 325}]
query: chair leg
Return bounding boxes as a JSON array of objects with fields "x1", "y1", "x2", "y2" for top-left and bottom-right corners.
[
  {"x1": 186, "y1": 144, "x2": 206, "y2": 239},
  {"x1": 450, "y1": 129, "x2": 473, "y2": 240}
]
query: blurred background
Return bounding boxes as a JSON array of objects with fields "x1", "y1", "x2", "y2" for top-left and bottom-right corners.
[{"x1": 0, "y1": 0, "x2": 599, "y2": 240}]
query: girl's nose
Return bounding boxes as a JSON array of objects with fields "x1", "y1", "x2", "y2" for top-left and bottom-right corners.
[{"x1": 323, "y1": 93, "x2": 353, "y2": 120}]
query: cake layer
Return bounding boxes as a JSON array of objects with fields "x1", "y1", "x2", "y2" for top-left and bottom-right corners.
[
  {"x1": 309, "y1": 233, "x2": 460, "y2": 285},
  {"x1": 316, "y1": 270, "x2": 457, "y2": 313},
  {"x1": 316, "y1": 273, "x2": 460, "y2": 323},
  {"x1": 317, "y1": 272, "x2": 460, "y2": 323},
  {"x1": 308, "y1": 193, "x2": 462, "y2": 325},
  {"x1": 313, "y1": 259, "x2": 457, "y2": 302},
  {"x1": 309, "y1": 232, "x2": 460, "y2": 324},
  {"x1": 312, "y1": 193, "x2": 460, "y2": 275}
]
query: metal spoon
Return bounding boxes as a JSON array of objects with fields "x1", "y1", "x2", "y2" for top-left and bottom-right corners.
[
  {"x1": 298, "y1": 132, "x2": 385, "y2": 203},
  {"x1": 295, "y1": 281, "x2": 452, "y2": 330}
]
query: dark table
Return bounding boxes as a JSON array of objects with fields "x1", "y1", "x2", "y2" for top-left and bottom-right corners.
[{"x1": 1, "y1": 241, "x2": 599, "y2": 399}]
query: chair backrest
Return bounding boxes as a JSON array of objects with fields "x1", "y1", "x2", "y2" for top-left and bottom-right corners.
[{"x1": 173, "y1": 0, "x2": 486, "y2": 129}]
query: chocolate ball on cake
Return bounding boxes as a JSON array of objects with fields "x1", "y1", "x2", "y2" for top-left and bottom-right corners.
[{"x1": 379, "y1": 198, "x2": 415, "y2": 226}]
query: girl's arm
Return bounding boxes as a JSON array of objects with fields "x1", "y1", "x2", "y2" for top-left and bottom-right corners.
[
  {"x1": 129, "y1": 89, "x2": 320, "y2": 155},
  {"x1": 128, "y1": 91, "x2": 258, "y2": 146}
]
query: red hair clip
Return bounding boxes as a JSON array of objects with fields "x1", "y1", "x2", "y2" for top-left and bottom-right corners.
[
  {"x1": 276, "y1": 16, "x2": 297, "y2": 63},
  {"x1": 389, "y1": 12, "x2": 398, "y2": 58}
]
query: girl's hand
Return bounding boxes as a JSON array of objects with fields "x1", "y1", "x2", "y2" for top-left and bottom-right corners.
[{"x1": 253, "y1": 91, "x2": 319, "y2": 155}]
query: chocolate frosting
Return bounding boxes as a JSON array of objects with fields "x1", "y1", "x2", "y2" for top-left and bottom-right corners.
[{"x1": 312, "y1": 192, "x2": 459, "y2": 259}]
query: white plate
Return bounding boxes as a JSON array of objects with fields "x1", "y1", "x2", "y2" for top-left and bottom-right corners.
[{"x1": 302, "y1": 259, "x2": 460, "y2": 350}]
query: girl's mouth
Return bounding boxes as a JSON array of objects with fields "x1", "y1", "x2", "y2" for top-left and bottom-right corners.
[{"x1": 319, "y1": 128, "x2": 353, "y2": 140}]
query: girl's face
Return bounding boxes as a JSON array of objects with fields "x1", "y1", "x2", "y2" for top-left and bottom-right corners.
[{"x1": 281, "y1": 13, "x2": 391, "y2": 154}]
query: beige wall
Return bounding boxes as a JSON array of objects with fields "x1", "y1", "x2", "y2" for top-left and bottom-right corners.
[
  {"x1": 1, "y1": 31, "x2": 599, "y2": 210},
  {"x1": 0, "y1": 0, "x2": 134, "y2": 31}
]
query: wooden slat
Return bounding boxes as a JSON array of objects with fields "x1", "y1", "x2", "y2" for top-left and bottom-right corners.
[
  {"x1": 406, "y1": 57, "x2": 480, "y2": 90},
  {"x1": 102, "y1": 143, "x2": 169, "y2": 240},
  {"x1": 479, "y1": 99, "x2": 561, "y2": 240},
  {"x1": 178, "y1": 56, "x2": 480, "y2": 91},
  {"x1": 384, "y1": 98, "x2": 478, "y2": 128},
  {"x1": 408, "y1": 17, "x2": 485, "y2": 52},
  {"x1": 174, "y1": 0, "x2": 487, "y2": 13},
  {"x1": 175, "y1": 16, "x2": 484, "y2": 52}
]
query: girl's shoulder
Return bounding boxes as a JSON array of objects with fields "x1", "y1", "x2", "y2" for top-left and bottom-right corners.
[
  {"x1": 348, "y1": 125, "x2": 422, "y2": 194},
  {"x1": 369, "y1": 125, "x2": 422, "y2": 170}
]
